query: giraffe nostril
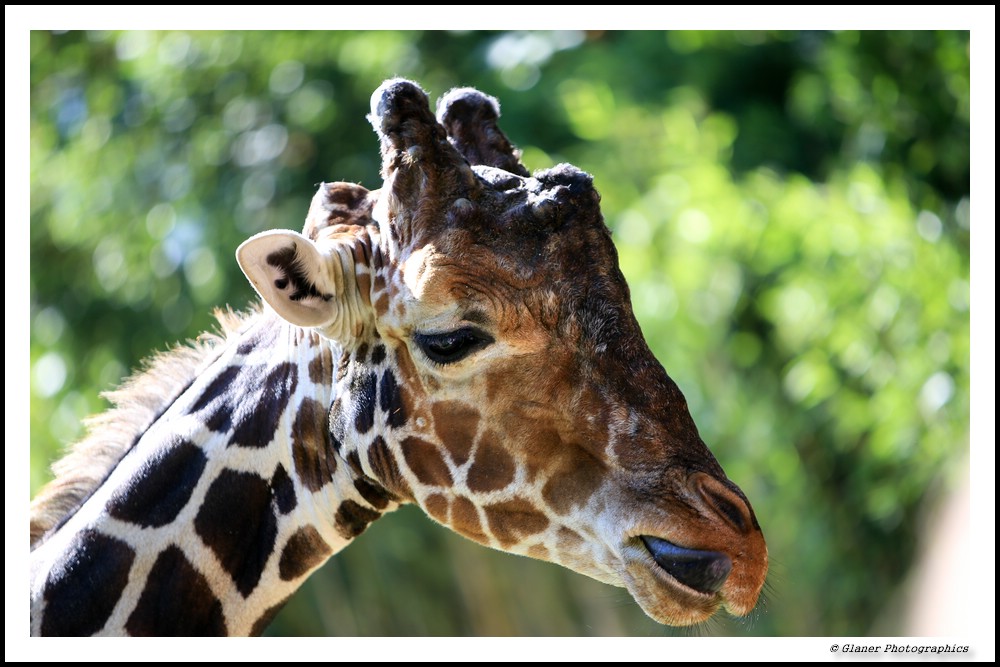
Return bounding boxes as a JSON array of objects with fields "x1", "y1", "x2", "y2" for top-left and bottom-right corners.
[
  {"x1": 691, "y1": 472, "x2": 754, "y2": 535},
  {"x1": 641, "y1": 536, "x2": 732, "y2": 594},
  {"x1": 705, "y1": 489, "x2": 748, "y2": 533}
]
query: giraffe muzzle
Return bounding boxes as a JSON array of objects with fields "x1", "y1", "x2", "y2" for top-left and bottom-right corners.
[
  {"x1": 617, "y1": 467, "x2": 767, "y2": 624},
  {"x1": 640, "y1": 535, "x2": 732, "y2": 595}
]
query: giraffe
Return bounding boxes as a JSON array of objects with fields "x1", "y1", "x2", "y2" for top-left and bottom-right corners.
[{"x1": 29, "y1": 79, "x2": 768, "y2": 636}]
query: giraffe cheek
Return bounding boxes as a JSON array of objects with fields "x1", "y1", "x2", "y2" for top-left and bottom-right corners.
[
  {"x1": 431, "y1": 401, "x2": 479, "y2": 466},
  {"x1": 400, "y1": 436, "x2": 453, "y2": 487},
  {"x1": 483, "y1": 498, "x2": 550, "y2": 549},
  {"x1": 540, "y1": 446, "x2": 604, "y2": 516},
  {"x1": 465, "y1": 432, "x2": 515, "y2": 493}
]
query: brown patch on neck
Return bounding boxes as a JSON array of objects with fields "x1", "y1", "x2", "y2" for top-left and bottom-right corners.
[
  {"x1": 557, "y1": 527, "x2": 584, "y2": 552},
  {"x1": 308, "y1": 344, "x2": 334, "y2": 384},
  {"x1": 353, "y1": 476, "x2": 395, "y2": 510},
  {"x1": 334, "y1": 500, "x2": 381, "y2": 540},
  {"x1": 451, "y1": 495, "x2": 489, "y2": 545},
  {"x1": 374, "y1": 293, "x2": 389, "y2": 317},
  {"x1": 527, "y1": 544, "x2": 550, "y2": 560},
  {"x1": 250, "y1": 596, "x2": 292, "y2": 636},
  {"x1": 278, "y1": 525, "x2": 333, "y2": 581},
  {"x1": 424, "y1": 493, "x2": 449, "y2": 524},
  {"x1": 292, "y1": 397, "x2": 337, "y2": 493},
  {"x1": 126, "y1": 545, "x2": 227, "y2": 636}
]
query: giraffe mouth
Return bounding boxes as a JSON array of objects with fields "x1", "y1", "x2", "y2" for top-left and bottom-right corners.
[{"x1": 639, "y1": 535, "x2": 732, "y2": 596}]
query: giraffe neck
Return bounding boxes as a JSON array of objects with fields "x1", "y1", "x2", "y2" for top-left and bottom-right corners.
[{"x1": 29, "y1": 310, "x2": 397, "y2": 636}]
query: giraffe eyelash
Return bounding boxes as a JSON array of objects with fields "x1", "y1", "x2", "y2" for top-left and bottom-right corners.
[{"x1": 413, "y1": 327, "x2": 494, "y2": 365}]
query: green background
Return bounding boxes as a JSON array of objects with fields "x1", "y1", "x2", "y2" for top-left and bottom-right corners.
[{"x1": 29, "y1": 30, "x2": 970, "y2": 636}]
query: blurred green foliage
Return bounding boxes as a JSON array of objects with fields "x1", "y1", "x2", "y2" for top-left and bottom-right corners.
[{"x1": 29, "y1": 30, "x2": 969, "y2": 636}]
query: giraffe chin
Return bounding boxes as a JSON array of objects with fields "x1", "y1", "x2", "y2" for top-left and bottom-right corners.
[{"x1": 620, "y1": 537, "x2": 756, "y2": 627}]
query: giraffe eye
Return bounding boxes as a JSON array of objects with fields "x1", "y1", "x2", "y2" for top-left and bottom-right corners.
[{"x1": 414, "y1": 327, "x2": 494, "y2": 365}]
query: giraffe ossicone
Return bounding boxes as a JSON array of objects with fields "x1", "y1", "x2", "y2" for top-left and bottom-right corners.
[{"x1": 30, "y1": 78, "x2": 768, "y2": 635}]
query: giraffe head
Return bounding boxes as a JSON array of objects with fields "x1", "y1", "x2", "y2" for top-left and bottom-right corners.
[{"x1": 237, "y1": 79, "x2": 767, "y2": 626}]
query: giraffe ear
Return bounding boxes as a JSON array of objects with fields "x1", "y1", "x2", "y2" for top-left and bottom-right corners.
[{"x1": 237, "y1": 230, "x2": 367, "y2": 338}]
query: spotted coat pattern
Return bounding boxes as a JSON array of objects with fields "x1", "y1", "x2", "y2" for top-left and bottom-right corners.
[{"x1": 29, "y1": 79, "x2": 767, "y2": 636}]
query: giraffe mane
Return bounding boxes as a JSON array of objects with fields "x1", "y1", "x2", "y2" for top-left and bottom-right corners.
[{"x1": 29, "y1": 306, "x2": 259, "y2": 548}]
